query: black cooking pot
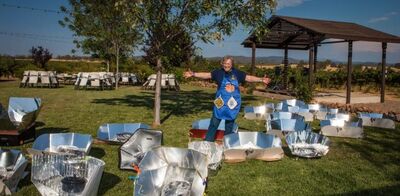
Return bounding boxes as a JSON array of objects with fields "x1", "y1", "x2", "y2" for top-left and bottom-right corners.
[{"x1": 61, "y1": 176, "x2": 87, "y2": 193}]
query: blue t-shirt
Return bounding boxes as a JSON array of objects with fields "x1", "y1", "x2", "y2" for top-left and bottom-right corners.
[{"x1": 211, "y1": 68, "x2": 246, "y2": 88}]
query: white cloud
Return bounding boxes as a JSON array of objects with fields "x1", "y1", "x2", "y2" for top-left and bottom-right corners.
[
  {"x1": 369, "y1": 16, "x2": 389, "y2": 23},
  {"x1": 276, "y1": 0, "x2": 309, "y2": 10},
  {"x1": 368, "y1": 11, "x2": 397, "y2": 23}
]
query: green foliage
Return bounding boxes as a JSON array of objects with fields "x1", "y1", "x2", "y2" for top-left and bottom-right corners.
[
  {"x1": 60, "y1": 0, "x2": 142, "y2": 69},
  {"x1": 292, "y1": 68, "x2": 313, "y2": 103},
  {"x1": 30, "y1": 46, "x2": 52, "y2": 70}
]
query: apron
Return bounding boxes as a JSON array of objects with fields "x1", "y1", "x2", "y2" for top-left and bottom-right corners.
[{"x1": 213, "y1": 70, "x2": 241, "y2": 120}]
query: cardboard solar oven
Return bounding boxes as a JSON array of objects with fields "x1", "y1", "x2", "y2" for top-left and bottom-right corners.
[
  {"x1": 320, "y1": 113, "x2": 363, "y2": 138},
  {"x1": 19, "y1": 71, "x2": 58, "y2": 88},
  {"x1": 29, "y1": 133, "x2": 92, "y2": 156},
  {"x1": 268, "y1": 118, "x2": 310, "y2": 137},
  {"x1": 31, "y1": 154, "x2": 105, "y2": 196},
  {"x1": 188, "y1": 141, "x2": 223, "y2": 171},
  {"x1": 97, "y1": 123, "x2": 150, "y2": 144},
  {"x1": 358, "y1": 112, "x2": 395, "y2": 129},
  {"x1": 119, "y1": 129, "x2": 163, "y2": 170},
  {"x1": 277, "y1": 99, "x2": 314, "y2": 122},
  {"x1": 0, "y1": 149, "x2": 28, "y2": 194},
  {"x1": 223, "y1": 132, "x2": 284, "y2": 163},
  {"x1": 0, "y1": 97, "x2": 41, "y2": 145},
  {"x1": 142, "y1": 74, "x2": 180, "y2": 91},
  {"x1": 133, "y1": 147, "x2": 208, "y2": 196},
  {"x1": 243, "y1": 103, "x2": 274, "y2": 120},
  {"x1": 189, "y1": 118, "x2": 238, "y2": 141},
  {"x1": 286, "y1": 130, "x2": 330, "y2": 158}
]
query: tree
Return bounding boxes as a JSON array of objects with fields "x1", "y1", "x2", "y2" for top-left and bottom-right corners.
[
  {"x1": 60, "y1": 0, "x2": 142, "y2": 89},
  {"x1": 30, "y1": 46, "x2": 52, "y2": 70},
  {"x1": 120, "y1": 0, "x2": 276, "y2": 126}
]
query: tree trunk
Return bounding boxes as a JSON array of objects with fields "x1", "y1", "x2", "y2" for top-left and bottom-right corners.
[
  {"x1": 107, "y1": 60, "x2": 110, "y2": 72},
  {"x1": 153, "y1": 58, "x2": 162, "y2": 127},
  {"x1": 115, "y1": 44, "x2": 119, "y2": 89}
]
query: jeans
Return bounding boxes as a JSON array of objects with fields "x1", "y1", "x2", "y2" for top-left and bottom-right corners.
[{"x1": 205, "y1": 115, "x2": 235, "y2": 142}]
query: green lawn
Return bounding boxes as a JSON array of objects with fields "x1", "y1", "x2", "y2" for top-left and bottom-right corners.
[{"x1": 0, "y1": 81, "x2": 399, "y2": 196}]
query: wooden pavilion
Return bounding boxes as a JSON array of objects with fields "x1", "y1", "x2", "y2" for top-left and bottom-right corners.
[{"x1": 242, "y1": 15, "x2": 400, "y2": 103}]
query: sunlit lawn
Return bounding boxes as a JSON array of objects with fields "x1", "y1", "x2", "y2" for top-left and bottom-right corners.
[{"x1": 0, "y1": 81, "x2": 399, "y2": 196}]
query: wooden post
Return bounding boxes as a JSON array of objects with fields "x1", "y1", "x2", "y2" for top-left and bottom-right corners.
[
  {"x1": 313, "y1": 43, "x2": 318, "y2": 73},
  {"x1": 283, "y1": 46, "x2": 289, "y2": 90},
  {"x1": 381, "y1": 42, "x2": 387, "y2": 103},
  {"x1": 346, "y1": 41, "x2": 353, "y2": 104},
  {"x1": 308, "y1": 47, "x2": 314, "y2": 87},
  {"x1": 251, "y1": 41, "x2": 256, "y2": 75}
]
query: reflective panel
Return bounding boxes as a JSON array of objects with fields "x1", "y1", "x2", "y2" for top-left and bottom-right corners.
[
  {"x1": 286, "y1": 131, "x2": 330, "y2": 158},
  {"x1": 0, "y1": 149, "x2": 28, "y2": 193},
  {"x1": 223, "y1": 132, "x2": 284, "y2": 162},
  {"x1": 325, "y1": 113, "x2": 350, "y2": 121},
  {"x1": 191, "y1": 118, "x2": 238, "y2": 131},
  {"x1": 0, "y1": 97, "x2": 41, "y2": 131},
  {"x1": 32, "y1": 133, "x2": 92, "y2": 155},
  {"x1": 270, "y1": 119, "x2": 310, "y2": 132},
  {"x1": 270, "y1": 112, "x2": 303, "y2": 120},
  {"x1": 119, "y1": 129, "x2": 163, "y2": 170},
  {"x1": 188, "y1": 141, "x2": 223, "y2": 170},
  {"x1": 243, "y1": 103, "x2": 274, "y2": 120},
  {"x1": 320, "y1": 119, "x2": 363, "y2": 138},
  {"x1": 190, "y1": 118, "x2": 238, "y2": 140},
  {"x1": 135, "y1": 147, "x2": 208, "y2": 196},
  {"x1": 97, "y1": 123, "x2": 150, "y2": 143},
  {"x1": 358, "y1": 112, "x2": 395, "y2": 129},
  {"x1": 31, "y1": 154, "x2": 105, "y2": 196}
]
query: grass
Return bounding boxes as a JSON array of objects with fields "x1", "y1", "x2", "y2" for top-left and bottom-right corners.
[{"x1": 0, "y1": 81, "x2": 399, "y2": 196}]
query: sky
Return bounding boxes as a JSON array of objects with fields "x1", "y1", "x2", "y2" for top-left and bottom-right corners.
[{"x1": 0, "y1": 0, "x2": 399, "y2": 63}]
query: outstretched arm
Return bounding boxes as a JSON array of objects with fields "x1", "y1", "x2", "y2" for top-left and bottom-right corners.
[
  {"x1": 184, "y1": 70, "x2": 211, "y2": 80},
  {"x1": 245, "y1": 75, "x2": 271, "y2": 85}
]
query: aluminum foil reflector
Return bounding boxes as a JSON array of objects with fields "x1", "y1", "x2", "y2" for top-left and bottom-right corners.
[
  {"x1": 97, "y1": 123, "x2": 150, "y2": 143},
  {"x1": 0, "y1": 149, "x2": 28, "y2": 194},
  {"x1": 286, "y1": 131, "x2": 330, "y2": 158},
  {"x1": 135, "y1": 147, "x2": 208, "y2": 196},
  {"x1": 188, "y1": 141, "x2": 223, "y2": 170},
  {"x1": 320, "y1": 119, "x2": 363, "y2": 138},
  {"x1": 358, "y1": 112, "x2": 395, "y2": 129},
  {"x1": 0, "y1": 97, "x2": 41, "y2": 131},
  {"x1": 119, "y1": 129, "x2": 163, "y2": 170},
  {"x1": 243, "y1": 103, "x2": 274, "y2": 120},
  {"x1": 31, "y1": 133, "x2": 92, "y2": 155},
  {"x1": 31, "y1": 154, "x2": 105, "y2": 196},
  {"x1": 190, "y1": 118, "x2": 238, "y2": 140},
  {"x1": 223, "y1": 132, "x2": 284, "y2": 162}
]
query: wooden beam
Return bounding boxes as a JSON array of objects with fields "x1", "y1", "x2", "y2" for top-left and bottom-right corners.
[
  {"x1": 251, "y1": 41, "x2": 256, "y2": 75},
  {"x1": 313, "y1": 43, "x2": 318, "y2": 73},
  {"x1": 308, "y1": 47, "x2": 314, "y2": 87},
  {"x1": 346, "y1": 41, "x2": 353, "y2": 104},
  {"x1": 283, "y1": 46, "x2": 289, "y2": 90},
  {"x1": 278, "y1": 33, "x2": 304, "y2": 48},
  {"x1": 381, "y1": 42, "x2": 387, "y2": 103}
]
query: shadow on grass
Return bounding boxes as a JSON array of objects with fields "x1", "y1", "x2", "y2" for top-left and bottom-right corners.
[
  {"x1": 330, "y1": 183, "x2": 400, "y2": 196},
  {"x1": 340, "y1": 127, "x2": 400, "y2": 168},
  {"x1": 89, "y1": 147, "x2": 106, "y2": 159},
  {"x1": 98, "y1": 172, "x2": 122, "y2": 195},
  {"x1": 92, "y1": 90, "x2": 257, "y2": 124},
  {"x1": 36, "y1": 127, "x2": 70, "y2": 136}
]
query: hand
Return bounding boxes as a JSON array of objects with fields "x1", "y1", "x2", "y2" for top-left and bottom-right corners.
[
  {"x1": 183, "y1": 69, "x2": 194, "y2": 79},
  {"x1": 262, "y1": 75, "x2": 271, "y2": 86}
]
